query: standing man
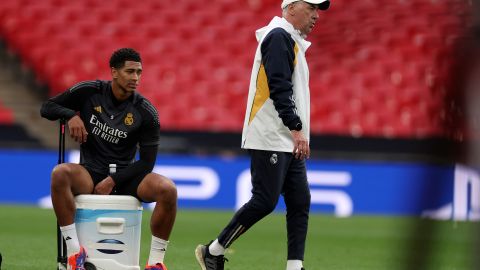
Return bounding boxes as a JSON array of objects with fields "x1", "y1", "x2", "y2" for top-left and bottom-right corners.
[
  {"x1": 41, "y1": 48, "x2": 176, "y2": 270},
  {"x1": 195, "y1": 1, "x2": 330, "y2": 270}
]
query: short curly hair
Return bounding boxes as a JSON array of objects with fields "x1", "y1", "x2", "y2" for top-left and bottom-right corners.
[{"x1": 109, "y1": 48, "x2": 142, "y2": 69}]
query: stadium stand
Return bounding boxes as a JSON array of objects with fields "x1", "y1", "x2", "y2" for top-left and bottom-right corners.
[
  {"x1": 0, "y1": 99, "x2": 13, "y2": 124},
  {"x1": 0, "y1": 0, "x2": 472, "y2": 143},
  {"x1": 0, "y1": 89, "x2": 43, "y2": 148},
  {"x1": 0, "y1": 123, "x2": 44, "y2": 148}
]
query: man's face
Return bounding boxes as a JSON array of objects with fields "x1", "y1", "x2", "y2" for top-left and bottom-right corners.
[
  {"x1": 290, "y1": 1, "x2": 320, "y2": 36},
  {"x1": 112, "y1": 60, "x2": 142, "y2": 93}
]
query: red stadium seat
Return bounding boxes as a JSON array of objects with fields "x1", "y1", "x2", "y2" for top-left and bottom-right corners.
[
  {"x1": 0, "y1": 0, "x2": 470, "y2": 138},
  {"x1": 0, "y1": 102, "x2": 14, "y2": 124}
]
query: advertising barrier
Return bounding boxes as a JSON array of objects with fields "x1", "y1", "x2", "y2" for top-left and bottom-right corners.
[{"x1": 0, "y1": 150, "x2": 478, "y2": 220}]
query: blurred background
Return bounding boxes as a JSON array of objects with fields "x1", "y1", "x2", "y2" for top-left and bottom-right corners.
[
  {"x1": 0, "y1": 0, "x2": 479, "y2": 268},
  {"x1": 0, "y1": 0, "x2": 471, "y2": 157}
]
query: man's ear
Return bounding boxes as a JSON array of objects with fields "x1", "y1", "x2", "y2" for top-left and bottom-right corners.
[
  {"x1": 287, "y1": 2, "x2": 297, "y2": 16},
  {"x1": 111, "y1": 67, "x2": 118, "y2": 79}
]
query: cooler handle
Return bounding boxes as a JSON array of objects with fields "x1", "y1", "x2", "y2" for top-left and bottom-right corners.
[{"x1": 96, "y1": 217, "x2": 125, "y2": 235}]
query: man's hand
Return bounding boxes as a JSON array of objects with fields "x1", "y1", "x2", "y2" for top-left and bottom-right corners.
[
  {"x1": 291, "y1": 130, "x2": 310, "y2": 160},
  {"x1": 94, "y1": 176, "x2": 116, "y2": 195},
  {"x1": 67, "y1": 115, "x2": 88, "y2": 143}
]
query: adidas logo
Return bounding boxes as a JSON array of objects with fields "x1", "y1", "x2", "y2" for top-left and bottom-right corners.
[{"x1": 65, "y1": 236, "x2": 72, "y2": 240}]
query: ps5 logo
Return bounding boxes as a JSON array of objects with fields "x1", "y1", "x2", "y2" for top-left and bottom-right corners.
[
  {"x1": 153, "y1": 165, "x2": 353, "y2": 217},
  {"x1": 421, "y1": 164, "x2": 480, "y2": 221},
  {"x1": 44, "y1": 151, "x2": 353, "y2": 217},
  {"x1": 153, "y1": 165, "x2": 220, "y2": 200},
  {"x1": 236, "y1": 169, "x2": 353, "y2": 217}
]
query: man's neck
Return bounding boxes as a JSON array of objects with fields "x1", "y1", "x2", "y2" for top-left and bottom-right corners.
[
  {"x1": 111, "y1": 82, "x2": 132, "y2": 102},
  {"x1": 282, "y1": 16, "x2": 307, "y2": 38}
]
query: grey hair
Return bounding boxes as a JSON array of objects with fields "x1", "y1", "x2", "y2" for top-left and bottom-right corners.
[{"x1": 282, "y1": 1, "x2": 299, "y2": 16}]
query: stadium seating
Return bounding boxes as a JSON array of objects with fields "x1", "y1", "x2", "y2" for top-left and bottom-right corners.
[
  {"x1": 0, "y1": 100, "x2": 13, "y2": 124},
  {"x1": 0, "y1": 109, "x2": 13, "y2": 124},
  {"x1": 0, "y1": 0, "x2": 471, "y2": 139}
]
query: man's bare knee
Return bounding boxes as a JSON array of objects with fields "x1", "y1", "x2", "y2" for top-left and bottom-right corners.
[
  {"x1": 51, "y1": 164, "x2": 92, "y2": 194},
  {"x1": 141, "y1": 174, "x2": 177, "y2": 204},
  {"x1": 51, "y1": 164, "x2": 72, "y2": 190},
  {"x1": 159, "y1": 177, "x2": 177, "y2": 203}
]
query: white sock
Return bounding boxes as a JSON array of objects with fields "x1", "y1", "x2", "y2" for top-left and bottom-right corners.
[
  {"x1": 147, "y1": 236, "x2": 169, "y2": 265},
  {"x1": 286, "y1": 260, "x2": 303, "y2": 270},
  {"x1": 208, "y1": 239, "x2": 225, "y2": 256},
  {"x1": 60, "y1": 223, "x2": 80, "y2": 257}
]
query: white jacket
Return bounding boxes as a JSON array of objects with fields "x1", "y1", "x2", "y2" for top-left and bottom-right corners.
[{"x1": 241, "y1": 16, "x2": 311, "y2": 152}]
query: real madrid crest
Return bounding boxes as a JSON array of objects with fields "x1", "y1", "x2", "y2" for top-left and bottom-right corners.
[
  {"x1": 124, "y1": 113, "x2": 134, "y2": 126},
  {"x1": 270, "y1": 153, "x2": 278, "y2": 165}
]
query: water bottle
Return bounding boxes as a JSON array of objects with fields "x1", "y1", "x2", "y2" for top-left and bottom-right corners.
[
  {"x1": 109, "y1": 164, "x2": 117, "y2": 175},
  {"x1": 109, "y1": 164, "x2": 117, "y2": 195}
]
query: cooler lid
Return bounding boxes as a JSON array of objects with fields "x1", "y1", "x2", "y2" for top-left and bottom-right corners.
[{"x1": 75, "y1": 195, "x2": 143, "y2": 211}]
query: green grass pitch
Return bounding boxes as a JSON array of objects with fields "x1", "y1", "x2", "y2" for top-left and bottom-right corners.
[{"x1": 0, "y1": 204, "x2": 477, "y2": 269}]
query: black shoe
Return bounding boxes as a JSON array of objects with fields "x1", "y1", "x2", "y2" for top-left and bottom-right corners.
[{"x1": 195, "y1": 242, "x2": 227, "y2": 270}]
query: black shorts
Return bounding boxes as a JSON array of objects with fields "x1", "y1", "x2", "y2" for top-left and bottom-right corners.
[{"x1": 84, "y1": 165, "x2": 147, "y2": 202}]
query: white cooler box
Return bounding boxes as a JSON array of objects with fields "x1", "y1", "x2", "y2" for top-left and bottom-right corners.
[{"x1": 75, "y1": 195, "x2": 143, "y2": 270}]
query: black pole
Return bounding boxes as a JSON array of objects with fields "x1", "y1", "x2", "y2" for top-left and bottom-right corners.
[{"x1": 57, "y1": 119, "x2": 67, "y2": 269}]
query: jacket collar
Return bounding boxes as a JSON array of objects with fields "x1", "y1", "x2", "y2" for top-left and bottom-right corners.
[{"x1": 255, "y1": 16, "x2": 311, "y2": 51}]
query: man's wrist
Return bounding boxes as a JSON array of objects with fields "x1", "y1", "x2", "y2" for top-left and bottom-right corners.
[
  {"x1": 65, "y1": 111, "x2": 77, "y2": 121},
  {"x1": 289, "y1": 122, "x2": 302, "y2": 131}
]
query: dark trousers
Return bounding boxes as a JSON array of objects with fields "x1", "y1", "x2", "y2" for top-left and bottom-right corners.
[{"x1": 217, "y1": 150, "x2": 311, "y2": 260}]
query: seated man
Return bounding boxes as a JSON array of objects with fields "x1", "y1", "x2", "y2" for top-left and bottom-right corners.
[{"x1": 40, "y1": 48, "x2": 177, "y2": 270}]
